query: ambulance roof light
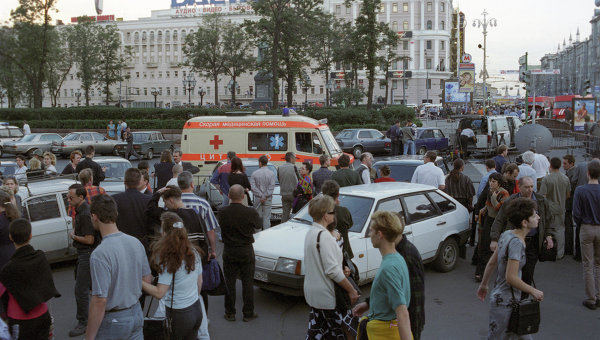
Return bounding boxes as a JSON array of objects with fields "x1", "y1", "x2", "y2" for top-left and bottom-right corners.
[{"x1": 318, "y1": 118, "x2": 328, "y2": 125}]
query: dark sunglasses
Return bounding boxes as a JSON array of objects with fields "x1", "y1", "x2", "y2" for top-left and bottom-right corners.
[{"x1": 327, "y1": 211, "x2": 336, "y2": 215}]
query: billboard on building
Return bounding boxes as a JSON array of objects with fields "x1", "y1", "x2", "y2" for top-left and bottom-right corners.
[
  {"x1": 458, "y1": 63, "x2": 474, "y2": 93},
  {"x1": 444, "y1": 82, "x2": 470, "y2": 103},
  {"x1": 573, "y1": 98, "x2": 597, "y2": 132}
]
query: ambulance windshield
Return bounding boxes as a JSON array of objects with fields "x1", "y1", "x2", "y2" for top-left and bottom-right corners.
[{"x1": 320, "y1": 128, "x2": 342, "y2": 155}]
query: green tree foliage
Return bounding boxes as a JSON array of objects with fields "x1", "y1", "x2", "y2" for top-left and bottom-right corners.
[
  {"x1": 0, "y1": 53, "x2": 27, "y2": 108},
  {"x1": 330, "y1": 88, "x2": 364, "y2": 107},
  {"x1": 67, "y1": 17, "x2": 100, "y2": 106},
  {"x1": 96, "y1": 25, "x2": 130, "y2": 105},
  {"x1": 45, "y1": 30, "x2": 73, "y2": 107},
  {"x1": 0, "y1": 0, "x2": 58, "y2": 108},
  {"x1": 222, "y1": 21, "x2": 255, "y2": 106},
  {"x1": 184, "y1": 14, "x2": 228, "y2": 106},
  {"x1": 310, "y1": 15, "x2": 344, "y2": 107},
  {"x1": 380, "y1": 30, "x2": 400, "y2": 105}
]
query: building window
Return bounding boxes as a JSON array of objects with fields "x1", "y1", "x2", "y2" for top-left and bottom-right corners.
[
  {"x1": 404, "y1": 79, "x2": 409, "y2": 89},
  {"x1": 427, "y1": 2, "x2": 432, "y2": 12},
  {"x1": 426, "y1": 79, "x2": 432, "y2": 89},
  {"x1": 403, "y1": 58, "x2": 409, "y2": 69},
  {"x1": 143, "y1": 88, "x2": 147, "y2": 95},
  {"x1": 158, "y1": 72, "x2": 162, "y2": 78},
  {"x1": 426, "y1": 58, "x2": 432, "y2": 69},
  {"x1": 441, "y1": 2, "x2": 445, "y2": 12},
  {"x1": 392, "y1": 80, "x2": 398, "y2": 89},
  {"x1": 380, "y1": 80, "x2": 385, "y2": 89},
  {"x1": 143, "y1": 72, "x2": 147, "y2": 78},
  {"x1": 174, "y1": 71, "x2": 178, "y2": 77},
  {"x1": 392, "y1": 3, "x2": 398, "y2": 12},
  {"x1": 403, "y1": 40, "x2": 409, "y2": 50},
  {"x1": 426, "y1": 40, "x2": 432, "y2": 49},
  {"x1": 174, "y1": 87, "x2": 178, "y2": 96},
  {"x1": 392, "y1": 21, "x2": 398, "y2": 32},
  {"x1": 441, "y1": 41, "x2": 445, "y2": 50},
  {"x1": 335, "y1": 5, "x2": 341, "y2": 15},
  {"x1": 427, "y1": 20, "x2": 432, "y2": 30},
  {"x1": 441, "y1": 21, "x2": 445, "y2": 30},
  {"x1": 166, "y1": 71, "x2": 170, "y2": 78},
  {"x1": 403, "y1": 21, "x2": 409, "y2": 30},
  {"x1": 320, "y1": 86, "x2": 324, "y2": 94},
  {"x1": 439, "y1": 59, "x2": 445, "y2": 71},
  {"x1": 403, "y1": 3, "x2": 408, "y2": 12},
  {"x1": 167, "y1": 87, "x2": 171, "y2": 95},
  {"x1": 391, "y1": 61, "x2": 398, "y2": 70}
]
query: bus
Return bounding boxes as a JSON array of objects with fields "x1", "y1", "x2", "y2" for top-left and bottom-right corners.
[{"x1": 553, "y1": 95, "x2": 581, "y2": 120}]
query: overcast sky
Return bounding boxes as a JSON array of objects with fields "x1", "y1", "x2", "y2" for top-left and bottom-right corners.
[{"x1": 1, "y1": 0, "x2": 598, "y2": 94}]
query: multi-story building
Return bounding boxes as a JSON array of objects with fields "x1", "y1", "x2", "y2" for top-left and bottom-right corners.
[{"x1": 43, "y1": 0, "x2": 456, "y2": 108}]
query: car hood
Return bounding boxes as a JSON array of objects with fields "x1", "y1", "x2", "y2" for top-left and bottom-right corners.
[{"x1": 253, "y1": 220, "x2": 312, "y2": 266}]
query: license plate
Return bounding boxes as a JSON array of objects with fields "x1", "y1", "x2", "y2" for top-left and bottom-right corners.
[
  {"x1": 254, "y1": 270, "x2": 268, "y2": 282},
  {"x1": 270, "y1": 213, "x2": 282, "y2": 220}
]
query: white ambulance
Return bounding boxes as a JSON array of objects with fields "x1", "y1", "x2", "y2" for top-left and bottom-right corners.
[{"x1": 180, "y1": 113, "x2": 349, "y2": 175}]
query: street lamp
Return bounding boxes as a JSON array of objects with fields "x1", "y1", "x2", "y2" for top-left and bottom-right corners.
[
  {"x1": 151, "y1": 87, "x2": 159, "y2": 108},
  {"x1": 0, "y1": 89, "x2": 6, "y2": 109},
  {"x1": 198, "y1": 87, "x2": 206, "y2": 107},
  {"x1": 298, "y1": 70, "x2": 311, "y2": 109},
  {"x1": 424, "y1": 51, "x2": 430, "y2": 104},
  {"x1": 473, "y1": 9, "x2": 498, "y2": 110},
  {"x1": 75, "y1": 89, "x2": 82, "y2": 107},
  {"x1": 182, "y1": 72, "x2": 197, "y2": 107}
]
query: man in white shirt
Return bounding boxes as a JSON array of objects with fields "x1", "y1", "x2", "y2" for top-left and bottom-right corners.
[
  {"x1": 532, "y1": 151, "x2": 550, "y2": 178},
  {"x1": 14, "y1": 155, "x2": 27, "y2": 181},
  {"x1": 411, "y1": 151, "x2": 445, "y2": 190},
  {"x1": 165, "y1": 164, "x2": 183, "y2": 187},
  {"x1": 22, "y1": 121, "x2": 31, "y2": 135},
  {"x1": 356, "y1": 152, "x2": 374, "y2": 184},
  {"x1": 517, "y1": 151, "x2": 539, "y2": 191}
]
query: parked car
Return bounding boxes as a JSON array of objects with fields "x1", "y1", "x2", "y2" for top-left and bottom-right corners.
[
  {"x1": 372, "y1": 155, "x2": 449, "y2": 182},
  {"x1": 252, "y1": 182, "x2": 470, "y2": 295},
  {"x1": 197, "y1": 160, "x2": 283, "y2": 221},
  {"x1": 3, "y1": 133, "x2": 63, "y2": 156},
  {"x1": 335, "y1": 128, "x2": 391, "y2": 158},
  {"x1": 414, "y1": 128, "x2": 449, "y2": 155},
  {"x1": 455, "y1": 115, "x2": 523, "y2": 154},
  {"x1": 114, "y1": 131, "x2": 174, "y2": 159},
  {"x1": 0, "y1": 123, "x2": 25, "y2": 157},
  {"x1": 0, "y1": 161, "x2": 19, "y2": 178},
  {"x1": 52, "y1": 132, "x2": 120, "y2": 157}
]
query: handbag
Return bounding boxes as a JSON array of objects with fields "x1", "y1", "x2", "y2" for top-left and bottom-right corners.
[
  {"x1": 143, "y1": 275, "x2": 175, "y2": 340},
  {"x1": 202, "y1": 258, "x2": 222, "y2": 291},
  {"x1": 538, "y1": 236, "x2": 557, "y2": 262},
  {"x1": 505, "y1": 239, "x2": 540, "y2": 335},
  {"x1": 316, "y1": 231, "x2": 361, "y2": 312}
]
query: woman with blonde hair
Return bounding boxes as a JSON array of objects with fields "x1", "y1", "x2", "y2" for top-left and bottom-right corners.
[
  {"x1": 26, "y1": 158, "x2": 44, "y2": 180},
  {"x1": 0, "y1": 190, "x2": 21, "y2": 269},
  {"x1": 142, "y1": 212, "x2": 204, "y2": 340},
  {"x1": 352, "y1": 211, "x2": 412, "y2": 340},
  {"x1": 43, "y1": 152, "x2": 57, "y2": 175}
]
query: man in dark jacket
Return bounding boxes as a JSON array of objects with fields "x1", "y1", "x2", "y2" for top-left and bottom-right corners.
[
  {"x1": 490, "y1": 176, "x2": 556, "y2": 298},
  {"x1": 124, "y1": 127, "x2": 142, "y2": 161},
  {"x1": 219, "y1": 185, "x2": 262, "y2": 322},
  {"x1": 331, "y1": 154, "x2": 362, "y2": 188},
  {"x1": 387, "y1": 120, "x2": 402, "y2": 156},
  {"x1": 76, "y1": 146, "x2": 106, "y2": 186},
  {"x1": 111, "y1": 168, "x2": 151, "y2": 250},
  {"x1": 396, "y1": 235, "x2": 425, "y2": 340},
  {"x1": 173, "y1": 150, "x2": 200, "y2": 174}
]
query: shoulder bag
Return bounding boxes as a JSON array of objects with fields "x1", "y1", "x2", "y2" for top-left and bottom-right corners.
[
  {"x1": 505, "y1": 238, "x2": 540, "y2": 335},
  {"x1": 143, "y1": 274, "x2": 175, "y2": 340},
  {"x1": 316, "y1": 230, "x2": 361, "y2": 312},
  {"x1": 194, "y1": 213, "x2": 227, "y2": 295}
]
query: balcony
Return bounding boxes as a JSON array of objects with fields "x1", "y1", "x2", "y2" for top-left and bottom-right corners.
[
  {"x1": 146, "y1": 62, "x2": 158, "y2": 68},
  {"x1": 170, "y1": 62, "x2": 180, "y2": 68},
  {"x1": 124, "y1": 63, "x2": 135, "y2": 69}
]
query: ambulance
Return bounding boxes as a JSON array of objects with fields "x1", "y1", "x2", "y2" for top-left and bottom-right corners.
[{"x1": 180, "y1": 113, "x2": 349, "y2": 175}]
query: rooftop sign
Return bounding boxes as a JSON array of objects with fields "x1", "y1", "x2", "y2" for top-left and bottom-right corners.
[{"x1": 170, "y1": 0, "x2": 255, "y2": 16}]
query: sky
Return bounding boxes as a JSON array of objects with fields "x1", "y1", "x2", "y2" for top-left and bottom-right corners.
[{"x1": 1, "y1": 0, "x2": 598, "y2": 95}]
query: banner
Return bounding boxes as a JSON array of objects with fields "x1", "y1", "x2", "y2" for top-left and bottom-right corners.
[
  {"x1": 459, "y1": 63, "x2": 474, "y2": 93},
  {"x1": 573, "y1": 98, "x2": 597, "y2": 132},
  {"x1": 444, "y1": 82, "x2": 470, "y2": 103}
]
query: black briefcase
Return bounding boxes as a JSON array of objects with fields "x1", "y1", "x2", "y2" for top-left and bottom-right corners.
[{"x1": 508, "y1": 299, "x2": 540, "y2": 335}]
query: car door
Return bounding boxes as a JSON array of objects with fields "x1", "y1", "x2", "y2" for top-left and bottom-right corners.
[
  {"x1": 91, "y1": 132, "x2": 109, "y2": 154},
  {"x1": 156, "y1": 132, "x2": 171, "y2": 153},
  {"x1": 80, "y1": 133, "x2": 93, "y2": 151},
  {"x1": 419, "y1": 129, "x2": 435, "y2": 151},
  {"x1": 434, "y1": 129, "x2": 448, "y2": 150},
  {"x1": 369, "y1": 130, "x2": 386, "y2": 153},
  {"x1": 357, "y1": 130, "x2": 373, "y2": 152},
  {"x1": 25, "y1": 193, "x2": 71, "y2": 262},
  {"x1": 400, "y1": 192, "x2": 443, "y2": 260},
  {"x1": 365, "y1": 197, "x2": 405, "y2": 279}
]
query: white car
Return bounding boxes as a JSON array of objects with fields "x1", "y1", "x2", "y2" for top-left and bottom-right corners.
[{"x1": 252, "y1": 182, "x2": 470, "y2": 296}]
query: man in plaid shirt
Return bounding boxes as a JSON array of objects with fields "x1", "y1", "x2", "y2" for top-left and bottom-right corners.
[
  {"x1": 396, "y1": 235, "x2": 425, "y2": 340},
  {"x1": 68, "y1": 168, "x2": 106, "y2": 218}
]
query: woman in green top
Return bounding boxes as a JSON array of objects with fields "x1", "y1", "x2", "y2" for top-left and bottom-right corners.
[{"x1": 352, "y1": 211, "x2": 412, "y2": 340}]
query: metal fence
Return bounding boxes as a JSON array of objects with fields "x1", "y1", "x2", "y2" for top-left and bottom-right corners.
[{"x1": 547, "y1": 128, "x2": 600, "y2": 158}]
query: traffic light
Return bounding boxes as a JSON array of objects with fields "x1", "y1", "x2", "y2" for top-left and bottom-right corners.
[
  {"x1": 523, "y1": 71, "x2": 531, "y2": 92},
  {"x1": 519, "y1": 53, "x2": 531, "y2": 92}
]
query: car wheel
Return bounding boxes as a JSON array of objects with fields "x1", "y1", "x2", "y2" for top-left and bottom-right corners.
[
  {"x1": 434, "y1": 237, "x2": 458, "y2": 272},
  {"x1": 146, "y1": 149, "x2": 154, "y2": 160},
  {"x1": 418, "y1": 146, "x2": 427, "y2": 155},
  {"x1": 353, "y1": 146, "x2": 363, "y2": 159}
]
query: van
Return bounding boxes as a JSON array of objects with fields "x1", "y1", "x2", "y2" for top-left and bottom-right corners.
[
  {"x1": 456, "y1": 115, "x2": 523, "y2": 153},
  {"x1": 180, "y1": 113, "x2": 348, "y2": 175}
]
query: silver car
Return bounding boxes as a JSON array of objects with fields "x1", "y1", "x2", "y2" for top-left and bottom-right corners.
[
  {"x1": 52, "y1": 132, "x2": 120, "y2": 157},
  {"x1": 0, "y1": 123, "x2": 24, "y2": 157},
  {"x1": 3, "y1": 133, "x2": 63, "y2": 156},
  {"x1": 94, "y1": 156, "x2": 131, "y2": 194}
]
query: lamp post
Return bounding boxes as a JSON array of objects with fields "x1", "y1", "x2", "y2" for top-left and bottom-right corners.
[
  {"x1": 298, "y1": 70, "x2": 311, "y2": 110},
  {"x1": 75, "y1": 89, "x2": 82, "y2": 107},
  {"x1": 151, "y1": 87, "x2": 159, "y2": 108},
  {"x1": 424, "y1": 51, "x2": 429, "y2": 104},
  {"x1": 182, "y1": 72, "x2": 197, "y2": 107},
  {"x1": 473, "y1": 9, "x2": 497, "y2": 110},
  {"x1": 0, "y1": 89, "x2": 6, "y2": 109},
  {"x1": 198, "y1": 87, "x2": 206, "y2": 107}
]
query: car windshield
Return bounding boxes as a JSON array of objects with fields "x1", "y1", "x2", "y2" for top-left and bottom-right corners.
[
  {"x1": 291, "y1": 194, "x2": 374, "y2": 233},
  {"x1": 320, "y1": 128, "x2": 342, "y2": 155},
  {"x1": 375, "y1": 163, "x2": 419, "y2": 182},
  {"x1": 20, "y1": 135, "x2": 37, "y2": 142},
  {"x1": 133, "y1": 133, "x2": 150, "y2": 143},
  {"x1": 63, "y1": 133, "x2": 79, "y2": 141},
  {"x1": 97, "y1": 161, "x2": 131, "y2": 179},
  {"x1": 0, "y1": 165, "x2": 16, "y2": 176},
  {"x1": 336, "y1": 130, "x2": 354, "y2": 139},
  {"x1": 554, "y1": 101, "x2": 570, "y2": 109},
  {"x1": 245, "y1": 164, "x2": 279, "y2": 184}
]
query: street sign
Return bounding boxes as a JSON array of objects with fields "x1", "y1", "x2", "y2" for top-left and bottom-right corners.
[
  {"x1": 330, "y1": 72, "x2": 353, "y2": 79},
  {"x1": 500, "y1": 70, "x2": 520, "y2": 75},
  {"x1": 461, "y1": 53, "x2": 472, "y2": 63},
  {"x1": 519, "y1": 54, "x2": 527, "y2": 65},
  {"x1": 396, "y1": 31, "x2": 413, "y2": 39},
  {"x1": 386, "y1": 71, "x2": 413, "y2": 78},
  {"x1": 529, "y1": 69, "x2": 560, "y2": 75}
]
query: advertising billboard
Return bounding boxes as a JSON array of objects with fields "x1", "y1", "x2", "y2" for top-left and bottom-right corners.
[
  {"x1": 444, "y1": 82, "x2": 470, "y2": 103},
  {"x1": 458, "y1": 63, "x2": 475, "y2": 93},
  {"x1": 573, "y1": 98, "x2": 597, "y2": 132}
]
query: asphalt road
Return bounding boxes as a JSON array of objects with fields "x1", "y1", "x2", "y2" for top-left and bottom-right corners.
[{"x1": 4, "y1": 153, "x2": 597, "y2": 339}]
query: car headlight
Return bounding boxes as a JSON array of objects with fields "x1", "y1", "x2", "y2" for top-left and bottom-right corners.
[{"x1": 275, "y1": 257, "x2": 301, "y2": 275}]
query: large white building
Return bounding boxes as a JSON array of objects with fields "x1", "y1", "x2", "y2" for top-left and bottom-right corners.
[{"x1": 46, "y1": 0, "x2": 455, "y2": 108}]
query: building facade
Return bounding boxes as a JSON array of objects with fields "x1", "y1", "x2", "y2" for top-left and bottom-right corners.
[{"x1": 43, "y1": 0, "x2": 456, "y2": 108}]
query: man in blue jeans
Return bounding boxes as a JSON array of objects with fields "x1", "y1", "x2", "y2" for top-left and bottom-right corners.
[
  {"x1": 402, "y1": 120, "x2": 416, "y2": 155},
  {"x1": 67, "y1": 184, "x2": 98, "y2": 337},
  {"x1": 85, "y1": 195, "x2": 151, "y2": 340}
]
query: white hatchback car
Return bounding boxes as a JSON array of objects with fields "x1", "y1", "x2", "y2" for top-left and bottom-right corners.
[{"x1": 253, "y1": 182, "x2": 470, "y2": 296}]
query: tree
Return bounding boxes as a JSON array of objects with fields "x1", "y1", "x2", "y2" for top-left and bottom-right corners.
[
  {"x1": 45, "y1": 29, "x2": 73, "y2": 107},
  {"x1": 0, "y1": 0, "x2": 58, "y2": 108},
  {"x1": 95, "y1": 24, "x2": 130, "y2": 105},
  {"x1": 311, "y1": 15, "x2": 344, "y2": 106},
  {"x1": 222, "y1": 22, "x2": 255, "y2": 106},
  {"x1": 333, "y1": 21, "x2": 362, "y2": 93},
  {"x1": 68, "y1": 17, "x2": 100, "y2": 106},
  {"x1": 380, "y1": 30, "x2": 400, "y2": 105},
  {"x1": 184, "y1": 14, "x2": 228, "y2": 106},
  {"x1": 0, "y1": 50, "x2": 27, "y2": 108}
]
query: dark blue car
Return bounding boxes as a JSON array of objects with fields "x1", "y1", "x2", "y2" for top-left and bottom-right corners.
[
  {"x1": 414, "y1": 128, "x2": 449, "y2": 155},
  {"x1": 335, "y1": 128, "x2": 391, "y2": 158}
]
